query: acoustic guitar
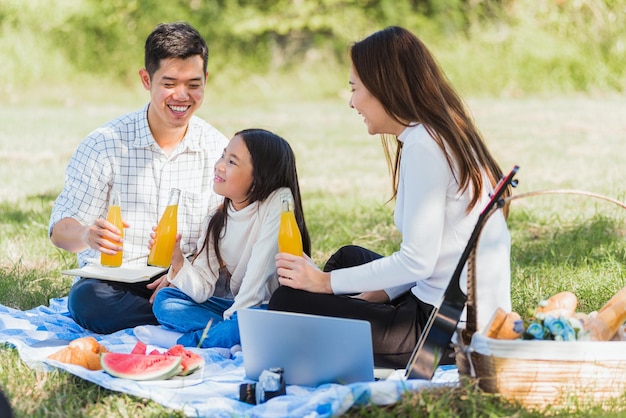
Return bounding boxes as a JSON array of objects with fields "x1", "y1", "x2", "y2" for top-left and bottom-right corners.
[{"x1": 404, "y1": 165, "x2": 519, "y2": 380}]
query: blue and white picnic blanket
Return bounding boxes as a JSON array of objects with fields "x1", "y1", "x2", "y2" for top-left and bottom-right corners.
[{"x1": 0, "y1": 298, "x2": 459, "y2": 417}]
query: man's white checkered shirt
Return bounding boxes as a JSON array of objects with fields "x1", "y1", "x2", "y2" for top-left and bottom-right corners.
[{"x1": 49, "y1": 103, "x2": 229, "y2": 268}]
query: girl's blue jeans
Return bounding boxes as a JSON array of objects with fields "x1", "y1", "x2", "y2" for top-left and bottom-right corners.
[{"x1": 152, "y1": 287, "x2": 265, "y2": 349}]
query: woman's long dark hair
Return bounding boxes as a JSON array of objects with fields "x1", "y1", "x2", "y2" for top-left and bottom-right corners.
[
  {"x1": 197, "y1": 128, "x2": 311, "y2": 275},
  {"x1": 350, "y1": 26, "x2": 507, "y2": 211}
]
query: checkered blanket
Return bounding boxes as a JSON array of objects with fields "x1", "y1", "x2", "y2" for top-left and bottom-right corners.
[{"x1": 0, "y1": 298, "x2": 458, "y2": 417}]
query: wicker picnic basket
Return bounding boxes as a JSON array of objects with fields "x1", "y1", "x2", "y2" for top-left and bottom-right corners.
[{"x1": 455, "y1": 189, "x2": 626, "y2": 411}]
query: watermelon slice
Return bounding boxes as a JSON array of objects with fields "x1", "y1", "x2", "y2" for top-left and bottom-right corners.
[
  {"x1": 164, "y1": 344, "x2": 205, "y2": 376},
  {"x1": 130, "y1": 341, "x2": 147, "y2": 355},
  {"x1": 100, "y1": 353, "x2": 182, "y2": 381}
]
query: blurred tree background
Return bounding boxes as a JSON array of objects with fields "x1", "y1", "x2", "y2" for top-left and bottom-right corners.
[{"x1": 1, "y1": 0, "x2": 624, "y2": 102}]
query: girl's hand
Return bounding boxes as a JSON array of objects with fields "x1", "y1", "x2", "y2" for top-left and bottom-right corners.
[
  {"x1": 147, "y1": 225, "x2": 157, "y2": 250},
  {"x1": 275, "y1": 252, "x2": 333, "y2": 294},
  {"x1": 169, "y1": 234, "x2": 184, "y2": 276},
  {"x1": 146, "y1": 234, "x2": 183, "y2": 304},
  {"x1": 147, "y1": 275, "x2": 171, "y2": 304}
]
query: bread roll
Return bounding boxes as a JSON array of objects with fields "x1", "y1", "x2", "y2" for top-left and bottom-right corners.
[
  {"x1": 535, "y1": 291, "x2": 578, "y2": 317},
  {"x1": 495, "y1": 312, "x2": 524, "y2": 340},
  {"x1": 484, "y1": 307, "x2": 507, "y2": 338},
  {"x1": 48, "y1": 337, "x2": 108, "y2": 370}
]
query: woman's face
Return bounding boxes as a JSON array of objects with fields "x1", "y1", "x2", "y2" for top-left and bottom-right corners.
[
  {"x1": 348, "y1": 65, "x2": 404, "y2": 136},
  {"x1": 213, "y1": 134, "x2": 254, "y2": 210}
]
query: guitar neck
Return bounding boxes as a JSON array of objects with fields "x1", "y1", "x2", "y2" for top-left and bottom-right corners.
[{"x1": 445, "y1": 165, "x2": 519, "y2": 303}]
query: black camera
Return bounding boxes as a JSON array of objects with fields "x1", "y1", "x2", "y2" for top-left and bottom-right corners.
[{"x1": 239, "y1": 367, "x2": 286, "y2": 405}]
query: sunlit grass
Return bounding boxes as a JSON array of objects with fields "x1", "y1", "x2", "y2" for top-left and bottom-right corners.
[{"x1": 0, "y1": 94, "x2": 625, "y2": 416}]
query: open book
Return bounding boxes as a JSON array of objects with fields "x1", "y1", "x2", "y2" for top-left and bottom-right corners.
[{"x1": 61, "y1": 262, "x2": 168, "y2": 283}]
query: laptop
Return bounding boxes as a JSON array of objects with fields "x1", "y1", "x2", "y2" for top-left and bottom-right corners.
[{"x1": 238, "y1": 308, "x2": 375, "y2": 387}]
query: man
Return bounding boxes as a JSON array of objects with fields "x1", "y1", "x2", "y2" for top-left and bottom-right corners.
[{"x1": 49, "y1": 22, "x2": 228, "y2": 334}]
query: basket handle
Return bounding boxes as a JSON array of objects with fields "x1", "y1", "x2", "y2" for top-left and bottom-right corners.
[{"x1": 461, "y1": 189, "x2": 626, "y2": 344}]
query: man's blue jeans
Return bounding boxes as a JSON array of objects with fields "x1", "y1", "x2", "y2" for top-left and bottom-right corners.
[{"x1": 68, "y1": 278, "x2": 159, "y2": 334}]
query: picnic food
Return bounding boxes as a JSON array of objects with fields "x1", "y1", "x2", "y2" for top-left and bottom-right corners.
[
  {"x1": 599, "y1": 285, "x2": 626, "y2": 315},
  {"x1": 130, "y1": 341, "x2": 205, "y2": 376},
  {"x1": 100, "y1": 352, "x2": 182, "y2": 380},
  {"x1": 496, "y1": 312, "x2": 524, "y2": 339},
  {"x1": 484, "y1": 307, "x2": 523, "y2": 339},
  {"x1": 484, "y1": 287, "x2": 626, "y2": 341},
  {"x1": 47, "y1": 336, "x2": 109, "y2": 370},
  {"x1": 163, "y1": 344, "x2": 205, "y2": 376},
  {"x1": 584, "y1": 285, "x2": 626, "y2": 341},
  {"x1": 485, "y1": 307, "x2": 508, "y2": 338},
  {"x1": 534, "y1": 291, "x2": 578, "y2": 317}
]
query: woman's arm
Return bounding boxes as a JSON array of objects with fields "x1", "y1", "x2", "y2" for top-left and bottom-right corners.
[{"x1": 276, "y1": 127, "x2": 452, "y2": 297}]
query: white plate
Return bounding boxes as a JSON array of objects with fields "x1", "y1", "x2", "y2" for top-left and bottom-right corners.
[{"x1": 139, "y1": 367, "x2": 204, "y2": 388}]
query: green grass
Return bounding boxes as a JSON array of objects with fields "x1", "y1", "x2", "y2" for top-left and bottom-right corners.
[{"x1": 1, "y1": 91, "x2": 625, "y2": 416}]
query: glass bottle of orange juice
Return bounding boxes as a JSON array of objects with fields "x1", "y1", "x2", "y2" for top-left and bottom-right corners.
[
  {"x1": 278, "y1": 192, "x2": 303, "y2": 256},
  {"x1": 148, "y1": 188, "x2": 181, "y2": 268},
  {"x1": 101, "y1": 190, "x2": 124, "y2": 267}
]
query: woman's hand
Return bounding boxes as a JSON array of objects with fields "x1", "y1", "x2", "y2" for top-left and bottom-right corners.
[
  {"x1": 352, "y1": 290, "x2": 390, "y2": 303},
  {"x1": 275, "y1": 252, "x2": 333, "y2": 294}
]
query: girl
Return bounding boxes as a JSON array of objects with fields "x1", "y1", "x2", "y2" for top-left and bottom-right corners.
[
  {"x1": 135, "y1": 128, "x2": 310, "y2": 349},
  {"x1": 270, "y1": 26, "x2": 512, "y2": 369}
]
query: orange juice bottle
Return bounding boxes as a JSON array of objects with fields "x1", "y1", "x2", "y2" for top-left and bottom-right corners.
[
  {"x1": 148, "y1": 188, "x2": 181, "y2": 268},
  {"x1": 278, "y1": 193, "x2": 303, "y2": 256},
  {"x1": 101, "y1": 190, "x2": 124, "y2": 267}
]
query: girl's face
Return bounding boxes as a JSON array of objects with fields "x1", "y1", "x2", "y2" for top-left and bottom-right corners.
[
  {"x1": 348, "y1": 65, "x2": 404, "y2": 136},
  {"x1": 213, "y1": 134, "x2": 254, "y2": 210}
]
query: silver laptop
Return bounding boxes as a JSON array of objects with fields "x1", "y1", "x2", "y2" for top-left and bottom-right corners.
[{"x1": 238, "y1": 309, "x2": 375, "y2": 387}]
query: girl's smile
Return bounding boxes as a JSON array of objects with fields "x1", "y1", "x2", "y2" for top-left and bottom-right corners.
[{"x1": 213, "y1": 134, "x2": 254, "y2": 210}]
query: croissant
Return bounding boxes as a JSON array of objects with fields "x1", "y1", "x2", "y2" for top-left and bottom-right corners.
[{"x1": 48, "y1": 337, "x2": 109, "y2": 370}]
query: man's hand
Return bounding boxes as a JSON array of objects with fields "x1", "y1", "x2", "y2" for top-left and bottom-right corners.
[
  {"x1": 91, "y1": 217, "x2": 128, "y2": 255},
  {"x1": 51, "y1": 217, "x2": 130, "y2": 254}
]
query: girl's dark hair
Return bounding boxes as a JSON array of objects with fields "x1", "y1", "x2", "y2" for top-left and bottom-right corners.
[
  {"x1": 350, "y1": 26, "x2": 506, "y2": 211},
  {"x1": 144, "y1": 21, "x2": 209, "y2": 78},
  {"x1": 198, "y1": 129, "x2": 311, "y2": 275}
]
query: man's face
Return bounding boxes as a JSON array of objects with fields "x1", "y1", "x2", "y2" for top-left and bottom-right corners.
[{"x1": 140, "y1": 55, "x2": 207, "y2": 134}]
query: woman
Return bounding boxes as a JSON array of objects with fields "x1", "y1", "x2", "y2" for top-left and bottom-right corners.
[
  {"x1": 135, "y1": 129, "x2": 311, "y2": 349},
  {"x1": 270, "y1": 26, "x2": 511, "y2": 369}
]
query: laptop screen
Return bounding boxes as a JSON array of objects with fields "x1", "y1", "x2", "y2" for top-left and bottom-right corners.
[{"x1": 238, "y1": 309, "x2": 375, "y2": 387}]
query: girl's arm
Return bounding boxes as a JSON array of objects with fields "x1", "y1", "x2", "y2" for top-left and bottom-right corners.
[{"x1": 165, "y1": 216, "x2": 220, "y2": 303}]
